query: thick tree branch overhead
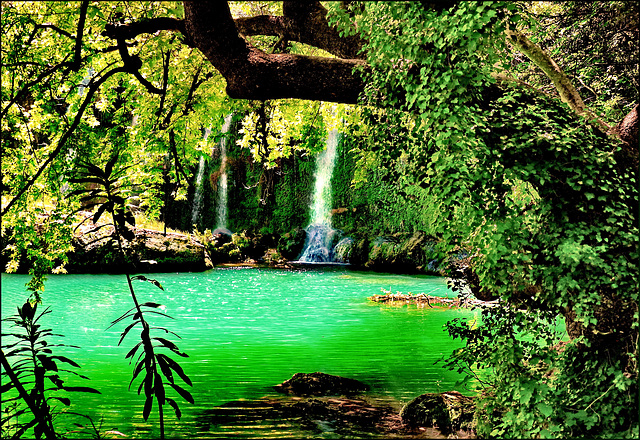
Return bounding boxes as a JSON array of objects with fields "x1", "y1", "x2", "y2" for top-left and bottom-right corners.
[
  {"x1": 101, "y1": 0, "x2": 636, "y2": 141},
  {"x1": 182, "y1": 1, "x2": 366, "y2": 103},
  {"x1": 102, "y1": 2, "x2": 366, "y2": 103}
]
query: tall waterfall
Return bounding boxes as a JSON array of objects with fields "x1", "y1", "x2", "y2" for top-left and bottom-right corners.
[
  {"x1": 190, "y1": 155, "x2": 206, "y2": 227},
  {"x1": 298, "y1": 129, "x2": 342, "y2": 263},
  {"x1": 215, "y1": 114, "x2": 233, "y2": 230}
]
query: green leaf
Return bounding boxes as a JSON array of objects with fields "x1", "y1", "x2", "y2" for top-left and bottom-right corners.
[
  {"x1": 157, "y1": 353, "x2": 191, "y2": 386},
  {"x1": 125, "y1": 342, "x2": 143, "y2": 359},
  {"x1": 537, "y1": 402, "x2": 553, "y2": 417},
  {"x1": 169, "y1": 382, "x2": 194, "y2": 404},
  {"x1": 50, "y1": 355, "x2": 80, "y2": 368},
  {"x1": 93, "y1": 203, "x2": 111, "y2": 224},
  {"x1": 520, "y1": 385, "x2": 533, "y2": 404},
  {"x1": 155, "y1": 371, "x2": 165, "y2": 405},
  {"x1": 48, "y1": 396, "x2": 71, "y2": 406},
  {"x1": 166, "y1": 397, "x2": 182, "y2": 419},
  {"x1": 37, "y1": 354, "x2": 58, "y2": 372},
  {"x1": 143, "y1": 393, "x2": 153, "y2": 421},
  {"x1": 153, "y1": 337, "x2": 188, "y2": 357},
  {"x1": 118, "y1": 321, "x2": 140, "y2": 346}
]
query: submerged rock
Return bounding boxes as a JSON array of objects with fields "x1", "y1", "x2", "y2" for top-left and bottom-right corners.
[
  {"x1": 273, "y1": 372, "x2": 370, "y2": 397},
  {"x1": 196, "y1": 395, "x2": 430, "y2": 439}
]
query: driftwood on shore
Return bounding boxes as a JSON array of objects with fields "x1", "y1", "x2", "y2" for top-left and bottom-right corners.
[{"x1": 369, "y1": 288, "x2": 498, "y2": 309}]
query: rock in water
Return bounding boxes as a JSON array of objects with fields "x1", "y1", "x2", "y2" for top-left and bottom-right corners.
[
  {"x1": 400, "y1": 391, "x2": 476, "y2": 435},
  {"x1": 273, "y1": 372, "x2": 370, "y2": 396}
]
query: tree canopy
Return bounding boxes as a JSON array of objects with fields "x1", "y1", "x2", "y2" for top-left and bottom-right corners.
[{"x1": 1, "y1": 1, "x2": 638, "y2": 438}]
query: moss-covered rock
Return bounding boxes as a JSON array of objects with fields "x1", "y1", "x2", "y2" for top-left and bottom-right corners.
[
  {"x1": 65, "y1": 226, "x2": 210, "y2": 273},
  {"x1": 361, "y1": 231, "x2": 441, "y2": 274},
  {"x1": 400, "y1": 391, "x2": 476, "y2": 435},
  {"x1": 277, "y1": 227, "x2": 307, "y2": 260}
]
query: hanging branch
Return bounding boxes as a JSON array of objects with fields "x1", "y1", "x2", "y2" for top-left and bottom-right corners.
[
  {"x1": 505, "y1": 27, "x2": 611, "y2": 133},
  {"x1": 116, "y1": 37, "x2": 163, "y2": 94}
]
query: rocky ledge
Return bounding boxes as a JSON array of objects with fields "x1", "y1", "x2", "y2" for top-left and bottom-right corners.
[{"x1": 65, "y1": 223, "x2": 211, "y2": 274}]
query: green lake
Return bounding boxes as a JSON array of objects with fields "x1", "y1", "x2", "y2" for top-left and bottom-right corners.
[{"x1": 1, "y1": 267, "x2": 477, "y2": 438}]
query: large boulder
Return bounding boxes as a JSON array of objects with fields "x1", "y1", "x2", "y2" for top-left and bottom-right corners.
[
  {"x1": 400, "y1": 391, "x2": 476, "y2": 435},
  {"x1": 277, "y1": 227, "x2": 307, "y2": 260},
  {"x1": 273, "y1": 372, "x2": 370, "y2": 397},
  {"x1": 66, "y1": 226, "x2": 211, "y2": 273},
  {"x1": 361, "y1": 231, "x2": 441, "y2": 275}
]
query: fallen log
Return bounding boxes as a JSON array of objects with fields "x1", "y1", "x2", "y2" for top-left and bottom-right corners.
[{"x1": 369, "y1": 289, "x2": 498, "y2": 309}]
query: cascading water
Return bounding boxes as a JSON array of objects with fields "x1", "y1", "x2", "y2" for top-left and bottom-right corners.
[
  {"x1": 190, "y1": 155, "x2": 206, "y2": 227},
  {"x1": 298, "y1": 129, "x2": 348, "y2": 263},
  {"x1": 215, "y1": 114, "x2": 233, "y2": 230},
  {"x1": 190, "y1": 115, "x2": 233, "y2": 231}
]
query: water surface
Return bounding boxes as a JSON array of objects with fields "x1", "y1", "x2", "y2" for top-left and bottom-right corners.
[{"x1": 1, "y1": 267, "x2": 476, "y2": 438}]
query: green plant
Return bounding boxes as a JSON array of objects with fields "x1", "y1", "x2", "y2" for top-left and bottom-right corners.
[
  {"x1": 328, "y1": 1, "x2": 638, "y2": 437},
  {"x1": 1, "y1": 301, "x2": 100, "y2": 439},
  {"x1": 69, "y1": 154, "x2": 193, "y2": 439}
]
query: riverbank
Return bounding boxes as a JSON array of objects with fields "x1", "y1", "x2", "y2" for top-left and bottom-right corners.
[{"x1": 2, "y1": 215, "x2": 451, "y2": 276}]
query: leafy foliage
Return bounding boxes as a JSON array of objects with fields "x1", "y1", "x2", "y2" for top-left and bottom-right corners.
[
  {"x1": 515, "y1": 1, "x2": 638, "y2": 122},
  {"x1": 329, "y1": 1, "x2": 638, "y2": 438},
  {"x1": 1, "y1": 1, "x2": 638, "y2": 438},
  {"x1": 69, "y1": 156, "x2": 193, "y2": 438},
  {"x1": 1, "y1": 301, "x2": 100, "y2": 439}
]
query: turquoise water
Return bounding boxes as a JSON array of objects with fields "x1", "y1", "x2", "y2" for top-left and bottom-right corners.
[{"x1": 1, "y1": 267, "x2": 476, "y2": 438}]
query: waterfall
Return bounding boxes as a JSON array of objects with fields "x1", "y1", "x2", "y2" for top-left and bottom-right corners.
[
  {"x1": 190, "y1": 114, "x2": 233, "y2": 231},
  {"x1": 298, "y1": 129, "x2": 344, "y2": 263},
  {"x1": 190, "y1": 155, "x2": 206, "y2": 227},
  {"x1": 309, "y1": 129, "x2": 339, "y2": 226},
  {"x1": 215, "y1": 114, "x2": 233, "y2": 230}
]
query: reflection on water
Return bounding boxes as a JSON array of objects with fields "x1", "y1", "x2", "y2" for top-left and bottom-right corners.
[{"x1": 1, "y1": 267, "x2": 476, "y2": 439}]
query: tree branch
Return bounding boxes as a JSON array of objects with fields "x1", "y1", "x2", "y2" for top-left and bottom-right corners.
[
  {"x1": 71, "y1": 0, "x2": 90, "y2": 72},
  {"x1": 236, "y1": 1, "x2": 365, "y2": 59},
  {"x1": 183, "y1": 2, "x2": 367, "y2": 104},
  {"x1": 35, "y1": 23, "x2": 74, "y2": 40},
  {"x1": 103, "y1": 17, "x2": 185, "y2": 40},
  {"x1": 505, "y1": 28, "x2": 610, "y2": 132},
  {"x1": 115, "y1": 37, "x2": 163, "y2": 94},
  {"x1": 0, "y1": 55, "x2": 73, "y2": 120},
  {"x1": 1, "y1": 66, "x2": 129, "y2": 217}
]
